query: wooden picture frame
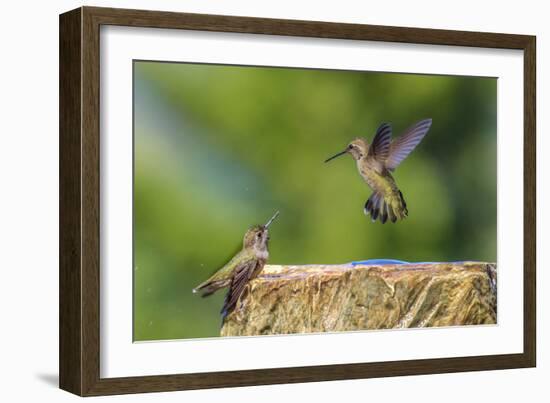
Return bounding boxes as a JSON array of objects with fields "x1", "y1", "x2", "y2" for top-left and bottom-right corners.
[{"x1": 59, "y1": 6, "x2": 536, "y2": 396}]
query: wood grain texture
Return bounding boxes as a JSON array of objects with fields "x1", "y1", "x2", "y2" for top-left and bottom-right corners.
[
  {"x1": 59, "y1": 6, "x2": 537, "y2": 396},
  {"x1": 523, "y1": 38, "x2": 536, "y2": 367},
  {"x1": 81, "y1": 6, "x2": 102, "y2": 396},
  {"x1": 59, "y1": 8, "x2": 82, "y2": 396},
  {"x1": 85, "y1": 6, "x2": 532, "y2": 49}
]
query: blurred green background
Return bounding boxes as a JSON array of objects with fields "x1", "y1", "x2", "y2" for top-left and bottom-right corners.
[{"x1": 133, "y1": 61, "x2": 497, "y2": 341}]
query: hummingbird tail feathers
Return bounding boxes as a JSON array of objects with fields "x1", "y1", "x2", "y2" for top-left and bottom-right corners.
[
  {"x1": 193, "y1": 280, "x2": 227, "y2": 298},
  {"x1": 364, "y1": 191, "x2": 408, "y2": 223}
]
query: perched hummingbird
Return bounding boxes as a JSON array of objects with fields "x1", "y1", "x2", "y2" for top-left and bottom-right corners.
[
  {"x1": 193, "y1": 211, "x2": 280, "y2": 318},
  {"x1": 325, "y1": 119, "x2": 432, "y2": 223}
]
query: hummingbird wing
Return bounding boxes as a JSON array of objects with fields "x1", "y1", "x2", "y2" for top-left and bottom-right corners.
[
  {"x1": 367, "y1": 123, "x2": 392, "y2": 162},
  {"x1": 221, "y1": 258, "x2": 259, "y2": 318},
  {"x1": 385, "y1": 119, "x2": 432, "y2": 171},
  {"x1": 193, "y1": 249, "x2": 250, "y2": 297}
]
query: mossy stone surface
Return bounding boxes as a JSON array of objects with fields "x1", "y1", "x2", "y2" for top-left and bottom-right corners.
[{"x1": 221, "y1": 262, "x2": 497, "y2": 337}]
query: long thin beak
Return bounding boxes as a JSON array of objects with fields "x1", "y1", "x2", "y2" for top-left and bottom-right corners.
[
  {"x1": 324, "y1": 150, "x2": 347, "y2": 163},
  {"x1": 264, "y1": 211, "x2": 280, "y2": 228}
]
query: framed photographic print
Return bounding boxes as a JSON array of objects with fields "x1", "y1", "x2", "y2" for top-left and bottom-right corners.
[{"x1": 59, "y1": 6, "x2": 536, "y2": 396}]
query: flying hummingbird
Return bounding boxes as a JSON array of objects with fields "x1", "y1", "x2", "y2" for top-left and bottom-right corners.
[
  {"x1": 193, "y1": 211, "x2": 280, "y2": 318},
  {"x1": 325, "y1": 119, "x2": 432, "y2": 223}
]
